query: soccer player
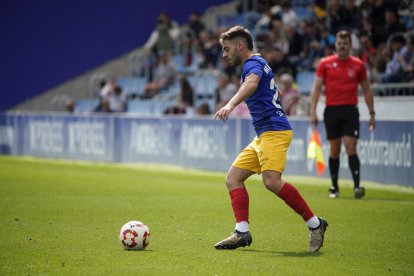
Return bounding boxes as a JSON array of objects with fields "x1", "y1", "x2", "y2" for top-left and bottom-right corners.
[
  {"x1": 214, "y1": 26, "x2": 328, "y2": 252},
  {"x1": 310, "y1": 30, "x2": 375, "y2": 199}
]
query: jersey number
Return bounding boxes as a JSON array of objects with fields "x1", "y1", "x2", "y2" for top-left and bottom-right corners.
[{"x1": 270, "y1": 78, "x2": 282, "y2": 109}]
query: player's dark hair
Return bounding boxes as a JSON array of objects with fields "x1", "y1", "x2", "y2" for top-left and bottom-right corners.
[
  {"x1": 336, "y1": 30, "x2": 352, "y2": 44},
  {"x1": 219, "y1": 25, "x2": 253, "y2": 51}
]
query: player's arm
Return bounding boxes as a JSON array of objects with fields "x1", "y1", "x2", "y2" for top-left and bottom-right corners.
[
  {"x1": 310, "y1": 76, "x2": 324, "y2": 127},
  {"x1": 215, "y1": 73, "x2": 259, "y2": 121},
  {"x1": 360, "y1": 79, "x2": 376, "y2": 131}
]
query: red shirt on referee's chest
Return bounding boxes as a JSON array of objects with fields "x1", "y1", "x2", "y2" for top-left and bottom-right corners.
[{"x1": 316, "y1": 55, "x2": 367, "y2": 107}]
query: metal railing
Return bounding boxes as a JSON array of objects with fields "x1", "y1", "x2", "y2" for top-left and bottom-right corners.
[{"x1": 370, "y1": 82, "x2": 414, "y2": 96}]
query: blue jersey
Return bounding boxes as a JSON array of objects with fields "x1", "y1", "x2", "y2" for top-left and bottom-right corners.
[{"x1": 242, "y1": 54, "x2": 291, "y2": 136}]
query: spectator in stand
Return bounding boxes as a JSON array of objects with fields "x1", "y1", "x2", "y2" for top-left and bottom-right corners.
[
  {"x1": 400, "y1": 34, "x2": 414, "y2": 82},
  {"x1": 215, "y1": 73, "x2": 238, "y2": 110},
  {"x1": 164, "y1": 76, "x2": 194, "y2": 115},
  {"x1": 94, "y1": 98, "x2": 111, "y2": 113},
  {"x1": 382, "y1": 34, "x2": 407, "y2": 83},
  {"x1": 108, "y1": 86, "x2": 127, "y2": 112},
  {"x1": 144, "y1": 12, "x2": 180, "y2": 57},
  {"x1": 178, "y1": 31, "x2": 196, "y2": 68},
  {"x1": 383, "y1": 7, "x2": 407, "y2": 42},
  {"x1": 279, "y1": 73, "x2": 300, "y2": 116},
  {"x1": 318, "y1": 27, "x2": 336, "y2": 57},
  {"x1": 406, "y1": 8, "x2": 414, "y2": 31},
  {"x1": 65, "y1": 98, "x2": 75, "y2": 113},
  {"x1": 276, "y1": 1, "x2": 297, "y2": 26},
  {"x1": 369, "y1": 0, "x2": 387, "y2": 27},
  {"x1": 142, "y1": 53, "x2": 175, "y2": 98},
  {"x1": 235, "y1": 0, "x2": 262, "y2": 30},
  {"x1": 99, "y1": 77, "x2": 117, "y2": 99},
  {"x1": 343, "y1": 0, "x2": 363, "y2": 32},
  {"x1": 188, "y1": 11, "x2": 205, "y2": 40},
  {"x1": 199, "y1": 30, "x2": 222, "y2": 69},
  {"x1": 327, "y1": 0, "x2": 348, "y2": 34},
  {"x1": 359, "y1": 32, "x2": 377, "y2": 74},
  {"x1": 266, "y1": 47, "x2": 297, "y2": 78},
  {"x1": 195, "y1": 102, "x2": 211, "y2": 115},
  {"x1": 361, "y1": 17, "x2": 385, "y2": 48},
  {"x1": 268, "y1": 14, "x2": 289, "y2": 54},
  {"x1": 253, "y1": 3, "x2": 274, "y2": 34},
  {"x1": 360, "y1": 0, "x2": 376, "y2": 19},
  {"x1": 372, "y1": 43, "x2": 388, "y2": 82},
  {"x1": 299, "y1": 19, "x2": 321, "y2": 71},
  {"x1": 254, "y1": 31, "x2": 271, "y2": 51},
  {"x1": 285, "y1": 22, "x2": 305, "y2": 65}
]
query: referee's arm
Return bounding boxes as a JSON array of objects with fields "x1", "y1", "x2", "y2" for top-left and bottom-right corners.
[
  {"x1": 310, "y1": 76, "x2": 324, "y2": 127},
  {"x1": 360, "y1": 79, "x2": 376, "y2": 131}
]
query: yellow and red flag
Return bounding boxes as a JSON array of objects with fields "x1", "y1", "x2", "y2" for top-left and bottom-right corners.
[{"x1": 307, "y1": 129, "x2": 326, "y2": 176}]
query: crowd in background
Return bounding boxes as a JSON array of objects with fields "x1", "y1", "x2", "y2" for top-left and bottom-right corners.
[{"x1": 82, "y1": 0, "x2": 414, "y2": 116}]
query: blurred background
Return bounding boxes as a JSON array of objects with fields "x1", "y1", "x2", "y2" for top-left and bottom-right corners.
[
  {"x1": 1, "y1": 0, "x2": 413, "y2": 116},
  {"x1": 1, "y1": 0, "x2": 413, "y2": 186}
]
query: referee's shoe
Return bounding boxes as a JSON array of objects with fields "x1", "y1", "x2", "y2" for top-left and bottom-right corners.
[
  {"x1": 328, "y1": 187, "x2": 339, "y2": 198},
  {"x1": 354, "y1": 187, "x2": 365, "y2": 199}
]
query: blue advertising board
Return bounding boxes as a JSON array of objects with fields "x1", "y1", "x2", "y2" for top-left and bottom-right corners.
[{"x1": 0, "y1": 113, "x2": 412, "y2": 187}]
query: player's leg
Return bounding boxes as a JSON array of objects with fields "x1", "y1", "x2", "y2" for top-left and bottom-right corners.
[
  {"x1": 342, "y1": 105, "x2": 364, "y2": 198},
  {"x1": 215, "y1": 143, "x2": 259, "y2": 250},
  {"x1": 260, "y1": 131, "x2": 328, "y2": 252},
  {"x1": 262, "y1": 170, "x2": 328, "y2": 252},
  {"x1": 262, "y1": 170, "x2": 316, "y2": 224},
  {"x1": 226, "y1": 166, "x2": 255, "y2": 232},
  {"x1": 324, "y1": 106, "x2": 342, "y2": 198}
]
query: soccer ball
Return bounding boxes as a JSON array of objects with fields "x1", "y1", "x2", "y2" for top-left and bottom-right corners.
[{"x1": 119, "y1": 221, "x2": 151, "y2": 250}]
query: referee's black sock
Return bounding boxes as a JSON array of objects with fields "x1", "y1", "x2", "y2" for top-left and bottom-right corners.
[
  {"x1": 348, "y1": 154, "x2": 360, "y2": 189},
  {"x1": 329, "y1": 158, "x2": 340, "y2": 190}
]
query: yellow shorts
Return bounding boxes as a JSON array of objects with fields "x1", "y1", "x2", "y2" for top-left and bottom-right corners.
[{"x1": 232, "y1": 130, "x2": 292, "y2": 174}]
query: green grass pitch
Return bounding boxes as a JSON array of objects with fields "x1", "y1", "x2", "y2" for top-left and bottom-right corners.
[{"x1": 0, "y1": 156, "x2": 413, "y2": 275}]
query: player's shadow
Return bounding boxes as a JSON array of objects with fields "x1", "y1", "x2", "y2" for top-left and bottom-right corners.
[
  {"x1": 335, "y1": 197, "x2": 410, "y2": 204},
  {"x1": 241, "y1": 249, "x2": 322, "y2": 257}
]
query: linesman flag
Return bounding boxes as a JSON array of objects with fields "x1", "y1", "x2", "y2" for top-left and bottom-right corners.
[{"x1": 307, "y1": 129, "x2": 326, "y2": 176}]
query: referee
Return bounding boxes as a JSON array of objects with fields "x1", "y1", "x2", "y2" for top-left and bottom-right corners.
[{"x1": 310, "y1": 30, "x2": 375, "y2": 199}]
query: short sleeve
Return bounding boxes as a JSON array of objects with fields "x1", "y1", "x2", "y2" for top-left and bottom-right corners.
[
  {"x1": 358, "y1": 62, "x2": 368, "y2": 82},
  {"x1": 315, "y1": 60, "x2": 326, "y2": 79},
  {"x1": 243, "y1": 59, "x2": 263, "y2": 79}
]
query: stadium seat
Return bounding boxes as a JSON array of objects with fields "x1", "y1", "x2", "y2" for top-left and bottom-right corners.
[
  {"x1": 172, "y1": 54, "x2": 198, "y2": 74},
  {"x1": 75, "y1": 99, "x2": 99, "y2": 112},
  {"x1": 117, "y1": 77, "x2": 146, "y2": 98},
  {"x1": 293, "y1": 6, "x2": 312, "y2": 20},
  {"x1": 127, "y1": 99, "x2": 153, "y2": 115},
  {"x1": 296, "y1": 71, "x2": 315, "y2": 95},
  {"x1": 172, "y1": 55, "x2": 185, "y2": 70},
  {"x1": 152, "y1": 98, "x2": 174, "y2": 114}
]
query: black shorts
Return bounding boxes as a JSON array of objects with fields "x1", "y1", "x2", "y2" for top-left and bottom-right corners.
[{"x1": 323, "y1": 105, "x2": 359, "y2": 140}]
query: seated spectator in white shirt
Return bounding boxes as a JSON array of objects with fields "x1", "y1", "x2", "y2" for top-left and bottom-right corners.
[{"x1": 108, "y1": 86, "x2": 127, "y2": 112}]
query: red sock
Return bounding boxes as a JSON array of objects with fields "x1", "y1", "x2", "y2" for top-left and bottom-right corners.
[
  {"x1": 277, "y1": 183, "x2": 314, "y2": 222},
  {"x1": 230, "y1": 187, "x2": 249, "y2": 223}
]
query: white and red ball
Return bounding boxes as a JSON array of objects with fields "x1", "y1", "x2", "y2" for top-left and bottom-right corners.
[{"x1": 119, "y1": 221, "x2": 151, "y2": 250}]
